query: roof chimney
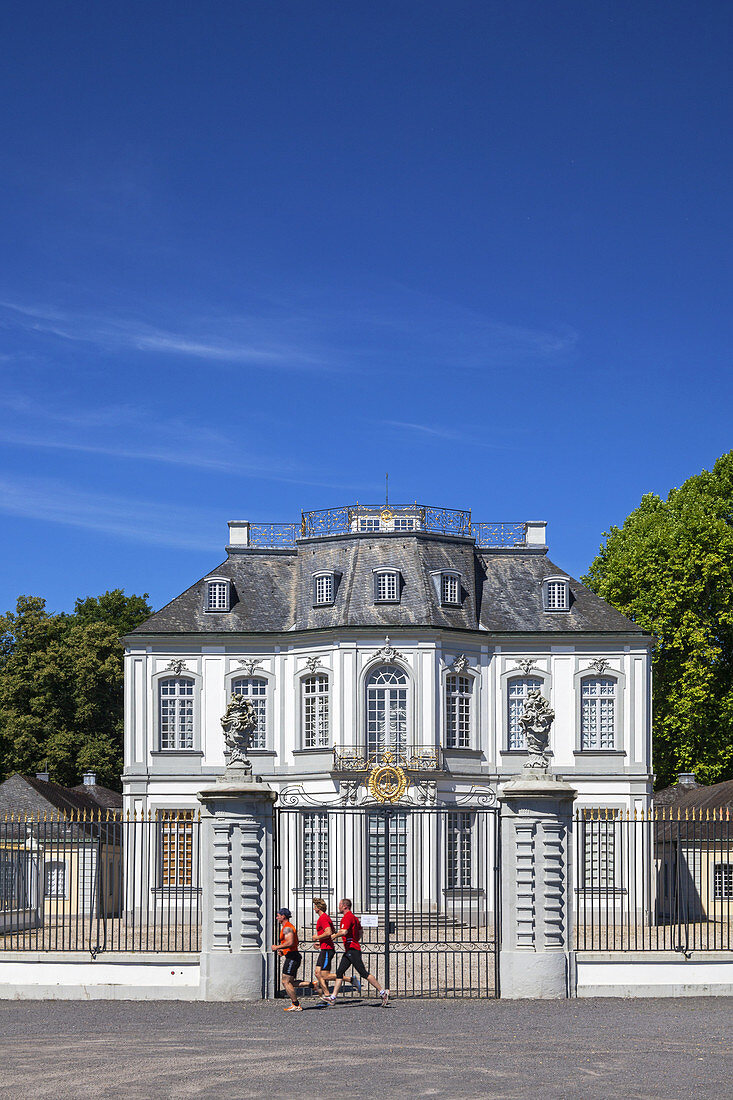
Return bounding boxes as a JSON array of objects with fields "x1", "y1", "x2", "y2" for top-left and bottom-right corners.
[
  {"x1": 82, "y1": 771, "x2": 97, "y2": 786},
  {"x1": 677, "y1": 772, "x2": 698, "y2": 789},
  {"x1": 36, "y1": 770, "x2": 50, "y2": 782}
]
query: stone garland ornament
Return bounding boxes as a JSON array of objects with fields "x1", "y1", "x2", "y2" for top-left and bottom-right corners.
[
  {"x1": 236, "y1": 658, "x2": 263, "y2": 677},
  {"x1": 588, "y1": 658, "x2": 610, "y2": 675},
  {"x1": 514, "y1": 658, "x2": 538, "y2": 677},
  {"x1": 451, "y1": 654, "x2": 469, "y2": 675},
  {"x1": 519, "y1": 690, "x2": 556, "y2": 771},
  {"x1": 374, "y1": 635, "x2": 405, "y2": 664},
  {"x1": 220, "y1": 694, "x2": 258, "y2": 774},
  {"x1": 304, "y1": 655, "x2": 322, "y2": 674},
  {"x1": 165, "y1": 659, "x2": 188, "y2": 676}
]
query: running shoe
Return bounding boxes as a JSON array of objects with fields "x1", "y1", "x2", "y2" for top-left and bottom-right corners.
[
  {"x1": 326, "y1": 995, "x2": 338, "y2": 1007},
  {"x1": 350, "y1": 975, "x2": 362, "y2": 994},
  {"x1": 284, "y1": 1002, "x2": 303, "y2": 1012},
  {"x1": 379, "y1": 989, "x2": 390, "y2": 1006}
]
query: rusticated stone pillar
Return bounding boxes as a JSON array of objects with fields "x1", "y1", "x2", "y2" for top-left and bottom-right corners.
[
  {"x1": 197, "y1": 776, "x2": 277, "y2": 1000},
  {"x1": 498, "y1": 773, "x2": 576, "y2": 998}
]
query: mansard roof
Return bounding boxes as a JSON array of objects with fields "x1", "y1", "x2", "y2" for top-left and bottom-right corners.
[{"x1": 130, "y1": 531, "x2": 644, "y2": 637}]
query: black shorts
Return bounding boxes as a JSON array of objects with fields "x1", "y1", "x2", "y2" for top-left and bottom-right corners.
[
  {"x1": 315, "y1": 948, "x2": 336, "y2": 971},
  {"x1": 282, "y1": 951, "x2": 302, "y2": 978},
  {"x1": 336, "y1": 948, "x2": 368, "y2": 979}
]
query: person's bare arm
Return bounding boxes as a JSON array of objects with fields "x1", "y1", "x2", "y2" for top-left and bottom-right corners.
[{"x1": 271, "y1": 929, "x2": 295, "y2": 953}]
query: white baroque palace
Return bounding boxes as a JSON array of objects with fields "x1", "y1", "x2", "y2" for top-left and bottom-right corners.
[{"x1": 123, "y1": 503, "x2": 653, "y2": 831}]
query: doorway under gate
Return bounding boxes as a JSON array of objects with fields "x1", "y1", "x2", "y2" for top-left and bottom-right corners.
[{"x1": 274, "y1": 805, "x2": 500, "y2": 998}]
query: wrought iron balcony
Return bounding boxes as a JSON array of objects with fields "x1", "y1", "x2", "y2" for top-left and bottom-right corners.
[
  {"x1": 332, "y1": 745, "x2": 443, "y2": 773},
  {"x1": 243, "y1": 505, "x2": 529, "y2": 549}
]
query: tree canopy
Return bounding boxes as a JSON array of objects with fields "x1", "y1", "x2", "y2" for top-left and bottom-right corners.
[
  {"x1": 0, "y1": 590, "x2": 152, "y2": 791},
  {"x1": 583, "y1": 452, "x2": 733, "y2": 789}
]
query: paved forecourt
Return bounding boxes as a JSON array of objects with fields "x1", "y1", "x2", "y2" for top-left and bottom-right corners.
[{"x1": 0, "y1": 998, "x2": 731, "y2": 1099}]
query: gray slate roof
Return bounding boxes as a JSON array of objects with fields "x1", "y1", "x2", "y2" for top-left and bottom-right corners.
[
  {"x1": 0, "y1": 774, "x2": 122, "y2": 817},
  {"x1": 130, "y1": 533, "x2": 644, "y2": 637}
]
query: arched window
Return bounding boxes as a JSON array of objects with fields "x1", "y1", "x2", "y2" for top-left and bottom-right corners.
[
  {"x1": 445, "y1": 674, "x2": 472, "y2": 748},
  {"x1": 366, "y1": 665, "x2": 407, "y2": 755},
  {"x1": 159, "y1": 678, "x2": 195, "y2": 750},
  {"x1": 302, "y1": 674, "x2": 330, "y2": 748},
  {"x1": 231, "y1": 676, "x2": 268, "y2": 749},
  {"x1": 506, "y1": 677, "x2": 542, "y2": 751},
  {"x1": 580, "y1": 677, "x2": 616, "y2": 750}
]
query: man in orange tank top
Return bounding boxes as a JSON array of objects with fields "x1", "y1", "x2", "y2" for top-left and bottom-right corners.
[{"x1": 271, "y1": 907, "x2": 303, "y2": 1011}]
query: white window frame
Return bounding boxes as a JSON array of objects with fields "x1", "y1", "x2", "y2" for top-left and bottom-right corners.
[
  {"x1": 151, "y1": 665, "x2": 202, "y2": 755},
  {"x1": 578, "y1": 808, "x2": 621, "y2": 891},
  {"x1": 573, "y1": 664, "x2": 625, "y2": 754},
  {"x1": 444, "y1": 672, "x2": 474, "y2": 749},
  {"x1": 229, "y1": 674, "x2": 271, "y2": 751},
  {"x1": 312, "y1": 571, "x2": 337, "y2": 607},
  {"x1": 500, "y1": 665, "x2": 551, "y2": 754},
  {"x1": 373, "y1": 568, "x2": 401, "y2": 604},
  {"x1": 440, "y1": 572, "x2": 461, "y2": 607},
  {"x1": 44, "y1": 860, "x2": 68, "y2": 900},
  {"x1": 302, "y1": 812, "x2": 330, "y2": 889},
  {"x1": 714, "y1": 863, "x2": 733, "y2": 900},
  {"x1": 204, "y1": 576, "x2": 230, "y2": 612},
  {"x1": 157, "y1": 809, "x2": 196, "y2": 889},
  {"x1": 445, "y1": 811, "x2": 473, "y2": 890},
  {"x1": 157, "y1": 676, "x2": 197, "y2": 751},
  {"x1": 364, "y1": 663, "x2": 410, "y2": 756},
  {"x1": 542, "y1": 576, "x2": 570, "y2": 612},
  {"x1": 301, "y1": 672, "x2": 331, "y2": 749}
]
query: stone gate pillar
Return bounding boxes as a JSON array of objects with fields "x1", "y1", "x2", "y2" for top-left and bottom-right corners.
[
  {"x1": 498, "y1": 773, "x2": 576, "y2": 998},
  {"x1": 197, "y1": 777, "x2": 277, "y2": 1000}
]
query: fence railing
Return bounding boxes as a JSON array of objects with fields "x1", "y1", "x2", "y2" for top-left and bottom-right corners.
[
  {"x1": 246, "y1": 505, "x2": 529, "y2": 548},
  {"x1": 575, "y1": 808, "x2": 733, "y2": 952},
  {"x1": 0, "y1": 812, "x2": 201, "y2": 954}
]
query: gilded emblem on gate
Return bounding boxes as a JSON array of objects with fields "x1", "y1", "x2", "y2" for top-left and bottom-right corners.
[{"x1": 368, "y1": 763, "x2": 408, "y2": 803}]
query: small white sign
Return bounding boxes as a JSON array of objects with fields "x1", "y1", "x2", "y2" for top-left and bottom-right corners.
[{"x1": 360, "y1": 914, "x2": 379, "y2": 928}]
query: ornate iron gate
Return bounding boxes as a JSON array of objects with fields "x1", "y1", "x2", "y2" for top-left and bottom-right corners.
[{"x1": 274, "y1": 803, "x2": 500, "y2": 998}]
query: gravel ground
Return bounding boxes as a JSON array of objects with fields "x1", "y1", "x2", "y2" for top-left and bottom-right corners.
[{"x1": 0, "y1": 997, "x2": 731, "y2": 1100}]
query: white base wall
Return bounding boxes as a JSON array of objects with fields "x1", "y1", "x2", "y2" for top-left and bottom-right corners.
[
  {"x1": 574, "y1": 952, "x2": 733, "y2": 997},
  {"x1": 0, "y1": 953, "x2": 200, "y2": 1000}
]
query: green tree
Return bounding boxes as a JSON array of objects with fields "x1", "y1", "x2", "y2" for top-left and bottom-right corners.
[
  {"x1": 583, "y1": 452, "x2": 733, "y2": 789},
  {"x1": 0, "y1": 590, "x2": 152, "y2": 790}
]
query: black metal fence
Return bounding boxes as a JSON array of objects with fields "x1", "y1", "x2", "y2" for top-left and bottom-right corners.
[
  {"x1": 275, "y1": 804, "x2": 499, "y2": 998},
  {"x1": 0, "y1": 812, "x2": 201, "y2": 954},
  {"x1": 575, "y1": 809, "x2": 733, "y2": 952}
]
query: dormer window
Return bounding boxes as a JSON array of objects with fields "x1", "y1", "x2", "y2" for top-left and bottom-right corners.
[
  {"x1": 440, "y1": 571, "x2": 461, "y2": 607},
  {"x1": 429, "y1": 570, "x2": 462, "y2": 607},
  {"x1": 313, "y1": 571, "x2": 338, "y2": 607},
  {"x1": 373, "y1": 569, "x2": 400, "y2": 603},
  {"x1": 542, "y1": 576, "x2": 570, "y2": 612},
  {"x1": 205, "y1": 577, "x2": 230, "y2": 612}
]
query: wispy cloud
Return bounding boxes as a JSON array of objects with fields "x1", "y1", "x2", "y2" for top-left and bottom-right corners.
[
  {"x1": 0, "y1": 289, "x2": 577, "y2": 376},
  {"x1": 381, "y1": 419, "x2": 508, "y2": 448},
  {"x1": 0, "y1": 396, "x2": 366, "y2": 491},
  {"x1": 0, "y1": 301, "x2": 333, "y2": 370},
  {"x1": 0, "y1": 474, "x2": 219, "y2": 551}
]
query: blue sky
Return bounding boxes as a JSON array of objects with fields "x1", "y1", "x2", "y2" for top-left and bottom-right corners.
[{"x1": 1, "y1": 1, "x2": 731, "y2": 614}]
